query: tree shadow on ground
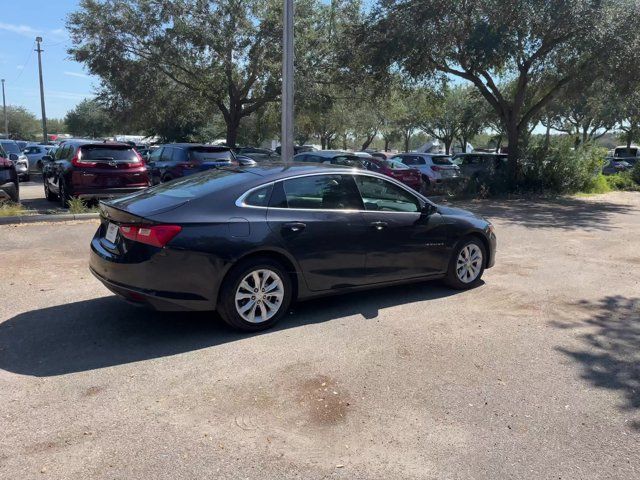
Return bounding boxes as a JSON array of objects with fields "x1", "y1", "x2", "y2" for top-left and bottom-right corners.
[
  {"x1": 0, "y1": 280, "x2": 460, "y2": 377},
  {"x1": 550, "y1": 296, "x2": 640, "y2": 429},
  {"x1": 449, "y1": 196, "x2": 636, "y2": 231}
]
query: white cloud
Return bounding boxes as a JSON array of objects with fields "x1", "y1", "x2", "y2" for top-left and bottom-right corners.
[
  {"x1": 0, "y1": 22, "x2": 39, "y2": 38},
  {"x1": 64, "y1": 71, "x2": 90, "y2": 79}
]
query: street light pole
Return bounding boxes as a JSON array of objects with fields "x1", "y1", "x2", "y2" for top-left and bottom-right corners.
[
  {"x1": 281, "y1": 0, "x2": 294, "y2": 162},
  {"x1": 35, "y1": 37, "x2": 48, "y2": 144},
  {"x1": 1, "y1": 79, "x2": 8, "y2": 139}
]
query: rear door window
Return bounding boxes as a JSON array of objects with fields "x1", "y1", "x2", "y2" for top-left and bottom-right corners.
[
  {"x1": 431, "y1": 156, "x2": 453, "y2": 165},
  {"x1": 277, "y1": 174, "x2": 364, "y2": 210},
  {"x1": 400, "y1": 155, "x2": 425, "y2": 166},
  {"x1": 80, "y1": 146, "x2": 138, "y2": 163},
  {"x1": 161, "y1": 147, "x2": 174, "y2": 162}
]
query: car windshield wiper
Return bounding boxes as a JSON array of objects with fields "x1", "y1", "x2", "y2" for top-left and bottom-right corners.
[{"x1": 93, "y1": 157, "x2": 116, "y2": 161}]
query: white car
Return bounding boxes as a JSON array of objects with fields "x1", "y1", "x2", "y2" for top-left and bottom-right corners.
[{"x1": 23, "y1": 144, "x2": 55, "y2": 172}]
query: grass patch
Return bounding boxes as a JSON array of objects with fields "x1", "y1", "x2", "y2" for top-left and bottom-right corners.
[
  {"x1": 0, "y1": 202, "x2": 28, "y2": 217},
  {"x1": 67, "y1": 197, "x2": 99, "y2": 214}
]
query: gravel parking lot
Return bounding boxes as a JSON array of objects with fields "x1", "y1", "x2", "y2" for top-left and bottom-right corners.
[{"x1": 1, "y1": 192, "x2": 639, "y2": 479}]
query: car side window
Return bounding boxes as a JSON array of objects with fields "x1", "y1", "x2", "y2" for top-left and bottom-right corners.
[
  {"x1": 278, "y1": 174, "x2": 363, "y2": 210},
  {"x1": 56, "y1": 145, "x2": 68, "y2": 160},
  {"x1": 243, "y1": 184, "x2": 273, "y2": 207},
  {"x1": 161, "y1": 147, "x2": 173, "y2": 162},
  {"x1": 149, "y1": 147, "x2": 163, "y2": 162},
  {"x1": 354, "y1": 175, "x2": 421, "y2": 213},
  {"x1": 174, "y1": 148, "x2": 188, "y2": 162}
]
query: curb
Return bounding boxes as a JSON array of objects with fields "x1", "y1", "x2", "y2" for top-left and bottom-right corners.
[{"x1": 0, "y1": 212, "x2": 99, "y2": 225}]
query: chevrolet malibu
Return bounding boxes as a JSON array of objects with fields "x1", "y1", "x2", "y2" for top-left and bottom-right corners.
[{"x1": 90, "y1": 164, "x2": 496, "y2": 331}]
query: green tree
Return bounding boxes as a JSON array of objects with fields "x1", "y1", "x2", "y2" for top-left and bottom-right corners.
[
  {"x1": 69, "y1": 0, "x2": 322, "y2": 147},
  {"x1": 363, "y1": 0, "x2": 639, "y2": 182},
  {"x1": 64, "y1": 99, "x2": 113, "y2": 138},
  {"x1": 5, "y1": 106, "x2": 39, "y2": 140},
  {"x1": 542, "y1": 79, "x2": 617, "y2": 147}
]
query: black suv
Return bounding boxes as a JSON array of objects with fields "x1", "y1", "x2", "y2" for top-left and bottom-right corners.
[{"x1": 147, "y1": 144, "x2": 255, "y2": 184}]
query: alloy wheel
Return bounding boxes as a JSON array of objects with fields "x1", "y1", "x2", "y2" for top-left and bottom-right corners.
[
  {"x1": 234, "y1": 269, "x2": 284, "y2": 323},
  {"x1": 456, "y1": 244, "x2": 483, "y2": 284}
]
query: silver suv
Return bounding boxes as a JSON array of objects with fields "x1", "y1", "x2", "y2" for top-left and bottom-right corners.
[
  {"x1": 392, "y1": 153, "x2": 461, "y2": 192},
  {"x1": 0, "y1": 140, "x2": 29, "y2": 182}
]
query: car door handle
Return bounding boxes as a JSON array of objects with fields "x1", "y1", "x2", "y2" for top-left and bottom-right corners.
[
  {"x1": 282, "y1": 222, "x2": 306, "y2": 232},
  {"x1": 370, "y1": 221, "x2": 388, "y2": 230}
]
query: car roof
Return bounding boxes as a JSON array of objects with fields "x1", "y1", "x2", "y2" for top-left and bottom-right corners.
[
  {"x1": 298, "y1": 150, "x2": 357, "y2": 158},
  {"x1": 160, "y1": 143, "x2": 231, "y2": 150},
  {"x1": 232, "y1": 162, "x2": 367, "y2": 179}
]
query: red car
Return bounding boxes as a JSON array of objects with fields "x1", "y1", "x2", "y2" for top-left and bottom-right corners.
[
  {"x1": 361, "y1": 157, "x2": 423, "y2": 192},
  {"x1": 42, "y1": 141, "x2": 151, "y2": 207}
]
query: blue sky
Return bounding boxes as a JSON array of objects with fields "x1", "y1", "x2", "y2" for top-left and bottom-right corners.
[{"x1": 0, "y1": 0, "x2": 95, "y2": 119}]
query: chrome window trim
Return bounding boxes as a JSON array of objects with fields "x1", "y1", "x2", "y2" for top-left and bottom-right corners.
[{"x1": 235, "y1": 170, "x2": 433, "y2": 214}]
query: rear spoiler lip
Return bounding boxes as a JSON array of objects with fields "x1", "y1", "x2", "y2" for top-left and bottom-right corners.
[{"x1": 98, "y1": 201, "x2": 154, "y2": 225}]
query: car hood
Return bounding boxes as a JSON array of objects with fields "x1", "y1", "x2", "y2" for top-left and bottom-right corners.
[{"x1": 437, "y1": 204, "x2": 483, "y2": 219}]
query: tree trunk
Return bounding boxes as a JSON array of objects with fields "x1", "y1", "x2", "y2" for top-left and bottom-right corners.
[
  {"x1": 225, "y1": 113, "x2": 241, "y2": 147},
  {"x1": 321, "y1": 136, "x2": 327, "y2": 150},
  {"x1": 384, "y1": 138, "x2": 390, "y2": 151},
  {"x1": 342, "y1": 134, "x2": 347, "y2": 150},
  {"x1": 361, "y1": 134, "x2": 374, "y2": 151},
  {"x1": 444, "y1": 139, "x2": 452, "y2": 155},
  {"x1": 404, "y1": 131, "x2": 410, "y2": 152},
  {"x1": 543, "y1": 123, "x2": 551, "y2": 151},
  {"x1": 506, "y1": 122, "x2": 520, "y2": 187}
]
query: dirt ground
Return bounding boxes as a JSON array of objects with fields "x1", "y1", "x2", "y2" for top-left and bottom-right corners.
[{"x1": 0, "y1": 192, "x2": 639, "y2": 479}]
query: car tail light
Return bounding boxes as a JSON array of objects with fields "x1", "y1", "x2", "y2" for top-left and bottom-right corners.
[
  {"x1": 118, "y1": 224, "x2": 182, "y2": 247},
  {"x1": 71, "y1": 149, "x2": 97, "y2": 167},
  {"x1": 0, "y1": 157, "x2": 12, "y2": 167},
  {"x1": 129, "y1": 150, "x2": 145, "y2": 168},
  {"x1": 431, "y1": 166, "x2": 444, "y2": 171}
]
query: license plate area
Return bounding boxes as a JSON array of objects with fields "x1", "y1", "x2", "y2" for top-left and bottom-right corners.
[{"x1": 105, "y1": 222, "x2": 119, "y2": 243}]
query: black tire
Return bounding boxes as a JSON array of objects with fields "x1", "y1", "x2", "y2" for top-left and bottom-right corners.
[
  {"x1": 217, "y1": 257, "x2": 293, "y2": 332},
  {"x1": 161, "y1": 174, "x2": 173, "y2": 183},
  {"x1": 59, "y1": 179, "x2": 70, "y2": 208},
  {"x1": 44, "y1": 179, "x2": 58, "y2": 201},
  {"x1": 19, "y1": 174, "x2": 30, "y2": 182},
  {"x1": 36, "y1": 160, "x2": 43, "y2": 172},
  {"x1": 444, "y1": 237, "x2": 487, "y2": 290},
  {"x1": 5, "y1": 183, "x2": 19, "y2": 203}
]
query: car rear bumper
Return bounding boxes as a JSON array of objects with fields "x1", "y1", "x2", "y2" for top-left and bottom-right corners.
[
  {"x1": 89, "y1": 232, "x2": 219, "y2": 311},
  {"x1": 75, "y1": 186, "x2": 150, "y2": 200}
]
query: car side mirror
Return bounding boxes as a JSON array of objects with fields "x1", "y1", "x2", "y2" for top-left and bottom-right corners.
[
  {"x1": 236, "y1": 155, "x2": 256, "y2": 166},
  {"x1": 422, "y1": 203, "x2": 438, "y2": 216},
  {"x1": 8, "y1": 153, "x2": 18, "y2": 161},
  {"x1": 42, "y1": 155, "x2": 53, "y2": 162}
]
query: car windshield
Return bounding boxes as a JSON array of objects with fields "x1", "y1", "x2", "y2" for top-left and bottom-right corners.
[
  {"x1": 432, "y1": 156, "x2": 453, "y2": 165},
  {"x1": 189, "y1": 147, "x2": 233, "y2": 162},
  {"x1": 0, "y1": 141, "x2": 20, "y2": 154},
  {"x1": 383, "y1": 159, "x2": 410, "y2": 170},
  {"x1": 614, "y1": 147, "x2": 638, "y2": 157},
  {"x1": 81, "y1": 145, "x2": 138, "y2": 162},
  {"x1": 333, "y1": 155, "x2": 366, "y2": 168}
]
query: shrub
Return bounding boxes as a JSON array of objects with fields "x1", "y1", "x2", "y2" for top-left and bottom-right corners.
[
  {"x1": 521, "y1": 138, "x2": 607, "y2": 194},
  {"x1": 605, "y1": 171, "x2": 640, "y2": 191},
  {"x1": 632, "y1": 162, "x2": 640, "y2": 185},
  {"x1": 67, "y1": 197, "x2": 93, "y2": 214}
]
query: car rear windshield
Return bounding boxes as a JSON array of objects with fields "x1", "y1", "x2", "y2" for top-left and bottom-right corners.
[
  {"x1": 382, "y1": 159, "x2": 410, "y2": 170},
  {"x1": 614, "y1": 147, "x2": 638, "y2": 157},
  {"x1": 146, "y1": 168, "x2": 247, "y2": 200},
  {"x1": 80, "y1": 145, "x2": 138, "y2": 162},
  {"x1": 189, "y1": 147, "x2": 233, "y2": 162},
  {"x1": 0, "y1": 141, "x2": 20, "y2": 154},
  {"x1": 432, "y1": 156, "x2": 453, "y2": 165}
]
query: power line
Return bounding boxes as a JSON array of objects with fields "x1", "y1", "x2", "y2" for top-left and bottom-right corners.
[{"x1": 13, "y1": 41, "x2": 36, "y2": 83}]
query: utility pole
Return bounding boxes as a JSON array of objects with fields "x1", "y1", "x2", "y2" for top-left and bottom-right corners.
[
  {"x1": 1, "y1": 79, "x2": 7, "y2": 139},
  {"x1": 281, "y1": 0, "x2": 294, "y2": 162},
  {"x1": 35, "y1": 37, "x2": 48, "y2": 144}
]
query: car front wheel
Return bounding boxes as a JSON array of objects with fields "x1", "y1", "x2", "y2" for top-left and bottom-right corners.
[
  {"x1": 217, "y1": 258, "x2": 292, "y2": 331},
  {"x1": 444, "y1": 237, "x2": 486, "y2": 289}
]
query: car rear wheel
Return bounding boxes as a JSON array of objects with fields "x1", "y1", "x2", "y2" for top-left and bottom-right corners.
[
  {"x1": 44, "y1": 179, "x2": 57, "y2": 201},
  {"x1": 444, "y1": 237, "x2": 486, "y2": 289},
  {"x1": 59, "y1": 179, "x2": 70, "y2": 208},
  {"x1": 5, "y1": 182, "x2": 19, "y2": 203},
  {"x1": 217, "y1": 258, "x2": 292, "y2": 331}
]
